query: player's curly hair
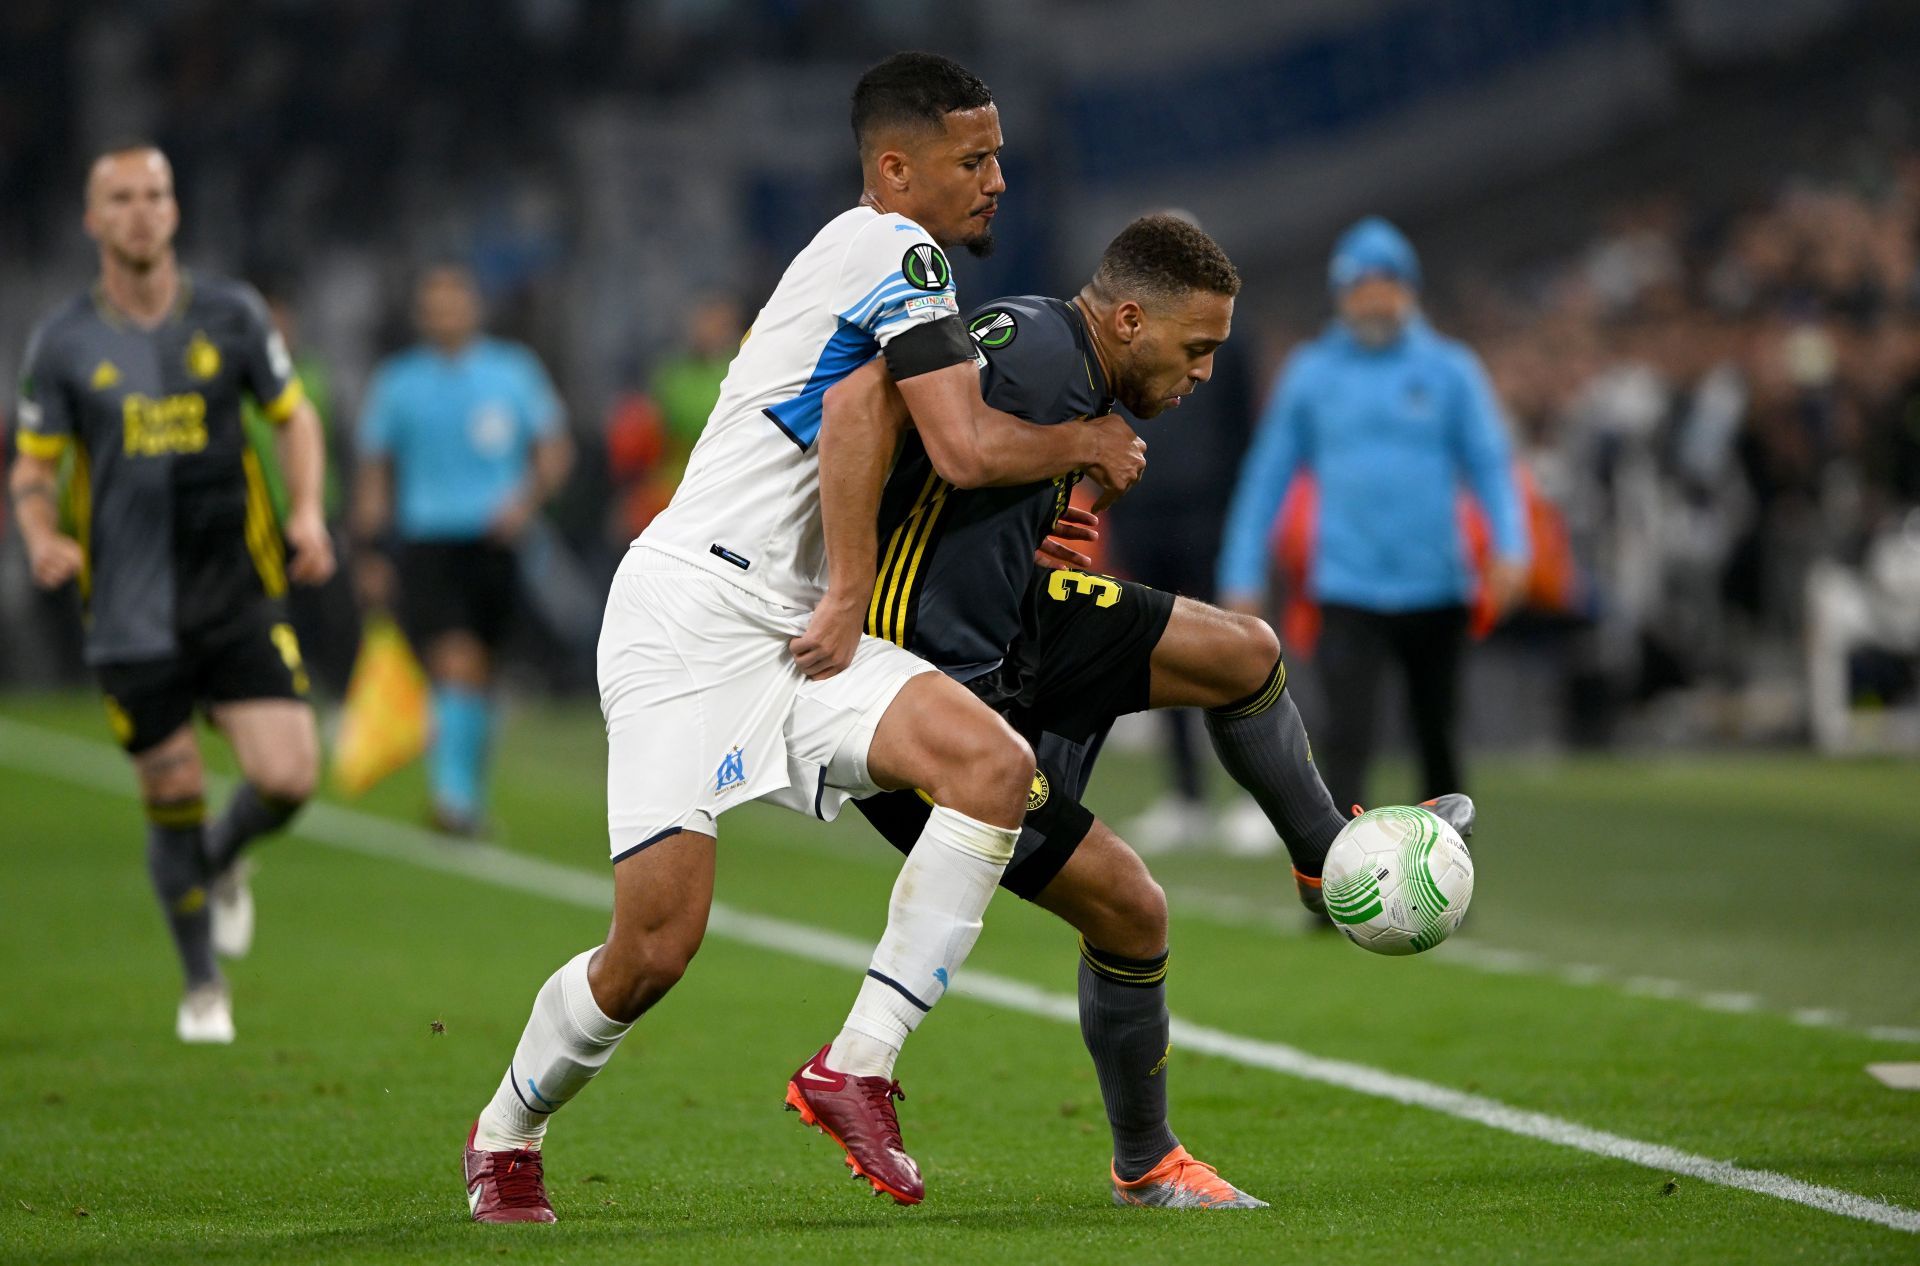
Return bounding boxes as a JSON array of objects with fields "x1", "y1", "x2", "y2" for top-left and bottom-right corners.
[
  {"x1": 1092, "y1": 214, "x2": 1242, "y2": 307},
  {"x1": 852, "y1": 52, "x2": 994, "y2": 156}
]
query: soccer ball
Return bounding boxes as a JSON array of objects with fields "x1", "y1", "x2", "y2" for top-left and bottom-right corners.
[{"x1": 1321, "y1": 805, "x2": 1474, "y2": 956}]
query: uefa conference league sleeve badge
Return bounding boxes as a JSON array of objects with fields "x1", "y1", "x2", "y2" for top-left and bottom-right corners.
[
  {"x1": 967, "y1": 309, "x2": 1017, "y2": 350},
  {"x1": 902, "y1": 242, "x2": 952, "y2": 292}
]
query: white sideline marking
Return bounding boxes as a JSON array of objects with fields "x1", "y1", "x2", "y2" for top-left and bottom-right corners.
[
  {"x1": 1, "y1": 716, "x2": 1916, "y2": 1237},
  {"x1": 1868, "y1": 1064, "x2": 1920, "y2": 1090},
  {"x1": 1171, "y1": 875, "x2": 1920, "y2": 1046},
  {"x1": 718, "y1": 788, "x2": 1920, "y2": 1046}
]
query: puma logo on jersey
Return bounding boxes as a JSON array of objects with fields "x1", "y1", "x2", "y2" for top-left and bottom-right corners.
[{"x1": 90, "y1": 360, "x2": 121, "y2": 391}]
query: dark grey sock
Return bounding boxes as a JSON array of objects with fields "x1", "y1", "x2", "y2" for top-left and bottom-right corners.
[
  {"x1": 1205, "y1": 658, "x2": 1345, "y2": 877},
  {"x1": 204, "y1": 783, "x2": 302, "y2": 874},
  {"x1": 1078, "y1": 939, "x2": 1178, "y2": 1182},
  {"x1": 146, "y1": 799, "x2": 219, "y2": 989}
]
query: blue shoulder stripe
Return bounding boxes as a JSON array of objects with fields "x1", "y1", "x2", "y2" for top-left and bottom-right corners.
[
  {"x1": 762, "y1": 320, "x2": 881, "y2": 450},
  {"x1": 839, "y1": 273, "x2": 906, "y2": 325},
  {"x1": 842, "y1": 278, "x2": 928, "y2": 328}
]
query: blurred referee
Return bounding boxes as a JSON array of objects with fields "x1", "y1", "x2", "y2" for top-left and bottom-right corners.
[
  {"x1": 1217, "y1": 217, "x2": 1528, "y2": 814},
  {"x1": 351, "y1": 265, "x2": 572, "y2": 835},
  {"x1": 9, "y1": 144, "x2": 335, "y2": 1043}
]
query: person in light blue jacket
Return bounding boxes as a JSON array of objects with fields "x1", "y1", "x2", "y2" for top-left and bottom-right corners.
[
  {"x1": 1217, "y1": 217, "x2": 1528, "y2": 813},
  {"x1": 351, "y1": 264, "x2": 574, "y2": 834}
]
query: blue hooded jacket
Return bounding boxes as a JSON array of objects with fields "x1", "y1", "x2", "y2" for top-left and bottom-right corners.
[{"x1": 1216, "y1": 219, "x2": 1527, "y2": 611}]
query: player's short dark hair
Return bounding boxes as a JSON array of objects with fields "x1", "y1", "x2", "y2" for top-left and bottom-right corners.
[
  {"x1": 1091, "y1": 214, "x2": 1242, "y2": 308},
  {"x1": 85, "y1": 139, "x2": 167, "y2": 192},
  {"x1": 851, "y1": 52, "x2": 993, "y2": 157},
  {"x1": 92, "y1": 137, "x2": 164, "y2": 163}
]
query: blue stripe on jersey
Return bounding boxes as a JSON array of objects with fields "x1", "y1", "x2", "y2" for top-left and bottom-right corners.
[
  {"x1": 839, "y1": 273, "x2": 907, "y2": 326},
  {"x1": 844, "y1": 278, "x2": 925, "y2": 329},
  {"x1": 763, "y1": 320, "x2": 880, "y2": 450}
]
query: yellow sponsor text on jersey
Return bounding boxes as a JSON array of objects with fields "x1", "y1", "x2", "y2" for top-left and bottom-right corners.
[
  {"x1": 90, "y1": 360, "x2": 121, "y2": 391},
  {"x1": 186, "y1": 331, "x2": 222, "y2": 379},
  {"x1": 123, "y1": 392, "x2": 209, "y2": 456}
]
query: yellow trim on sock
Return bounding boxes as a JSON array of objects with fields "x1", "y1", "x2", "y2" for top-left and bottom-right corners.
[
  {"x1": 1212, "y1": 659, "x2": 1288, "y2": 720},
  {"x1": 1079, "y1": 936, "x2": 1170, "y2": 986},
  {"x1": 147, "y1": 798, "x2": 208, "y2": 829}
]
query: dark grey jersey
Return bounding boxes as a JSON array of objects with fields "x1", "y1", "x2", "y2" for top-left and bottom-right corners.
[
  {"x1": 866, "y1": 295, "x2": 1112, "y2": 678},
  {"x1": 14, "y1": 273, "x2": 303, "y2": 664}
]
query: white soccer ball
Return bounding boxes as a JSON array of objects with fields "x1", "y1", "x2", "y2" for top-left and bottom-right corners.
[{"x1": 1321, "y1": 805, "x2": 1474, "y2": 956}]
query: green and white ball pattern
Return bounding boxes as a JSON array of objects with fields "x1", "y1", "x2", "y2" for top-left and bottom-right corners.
[{"x1": 1321, "y1": 805, "x2": 1474, "y2": 956}]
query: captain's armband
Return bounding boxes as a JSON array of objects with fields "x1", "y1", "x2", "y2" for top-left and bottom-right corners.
[{"x1": 882, "y1": 316, "x2": 975, "y2": 381}]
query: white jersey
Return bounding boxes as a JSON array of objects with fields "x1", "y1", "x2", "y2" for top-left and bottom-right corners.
[{"x1": 641, "y1": 205, "x2": 961, "y2": 610}]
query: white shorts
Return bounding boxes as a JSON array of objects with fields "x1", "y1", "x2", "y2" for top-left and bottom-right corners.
[{"x1": 599, "y1": 546, "x2": 935, "y2": 861}]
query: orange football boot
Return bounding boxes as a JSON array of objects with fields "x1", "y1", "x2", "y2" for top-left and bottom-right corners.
[{"x1": 1111, "y1": 1145, "x2": 1268, "y2": 1209}]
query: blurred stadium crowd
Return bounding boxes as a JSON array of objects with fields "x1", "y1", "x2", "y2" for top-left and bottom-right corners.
[
  {"x1": 1459, "y1": 140, "x2": 1920, "y2": 746},
  {"x1": 4, "y1": 0, "x2": 1919, "y2": 753}
]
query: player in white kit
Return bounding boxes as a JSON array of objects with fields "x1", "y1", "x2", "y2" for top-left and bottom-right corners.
[{"x1": 462, "y1": 53, "x2": 1147, "y2": 1220}]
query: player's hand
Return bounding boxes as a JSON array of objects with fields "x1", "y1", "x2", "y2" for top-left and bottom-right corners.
[
  {"x1": 354, "y1": 551, "x2": 396, "y2": 612},
  {"x1": 790, "y1": 590, "x2": 866, "y2": 681},
  {"x1": 488, "y1": 496, "x2": 537, "y2": 544},
  {"x1": 285, "y1": 507, "x2": 336, "y2": 586},
  {"x1": 1082, "y1": 413, "x2": 1145, "y2": 511},
  {"x1": 23, "y1": 532, "x2": 84, "y2": 589},
  {"x1": 1035, "y1": 505, "x2": 1099, "y2": 571},
  {"x1": 1486, "y1": 557, "x2": 1529, "y2": 619}
]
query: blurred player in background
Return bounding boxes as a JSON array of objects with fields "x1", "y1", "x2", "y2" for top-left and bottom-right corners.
[
  {"x1": 350, "y1": 264, "x2": 573, "y2": 835},
  {"x1": 461, "y1": 52, "x2": 1145, "y2": 1222},
  {"x1": 1218, "y1": 217, "x2": 1528, "y2": 813},
  {"x1": 604, "y1": 293, "x2": 744, "y2": 538},
  {"x1": 653, "y1": 293, "x2": 743, "y2": 458},
  {"x1": 9, "y1": 144, "x2": 334, "y2": 1043}
]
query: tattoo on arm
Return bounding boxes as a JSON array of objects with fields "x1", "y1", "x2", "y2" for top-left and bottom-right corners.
[{"x1": 12, "y1": 478, "x2": 56, "y2": 506}]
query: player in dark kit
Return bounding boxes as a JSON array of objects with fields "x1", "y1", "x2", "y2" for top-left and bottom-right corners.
[
  {"x1": 813, "y1": 215, "x2": 1476, "y2": 1207},
  {"x1": 9, "y1": 144, "x2": 335, "y2": 1043}
]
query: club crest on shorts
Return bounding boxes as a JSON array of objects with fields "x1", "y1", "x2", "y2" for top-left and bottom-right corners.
[
  {"x1": 1027, "y1": 769, "x2": 1049, "y2": 812},
  {"x1": 902, "y1": 242, "x2": 951, "y2": 292},
  {"x1": 714, "y1": 746, "x2": 746, "y2": 793}
]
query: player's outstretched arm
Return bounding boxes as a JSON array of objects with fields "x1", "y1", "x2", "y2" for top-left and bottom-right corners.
[
  {"x1": 7, "y1": 451, "x2": 84, "y2": 589},
  {"x1": 276, "y1": 397, "x2": 336, "y2": 585},
  {"x1": 896, "y1": 359, "x2": 1145, "y2": 494}
]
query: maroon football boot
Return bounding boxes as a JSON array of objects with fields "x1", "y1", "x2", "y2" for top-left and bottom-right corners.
[
  {"x1": 784, "y1": 1044, "x2": 924, "y2": 1205},
  {"x1": 464, "y1": 1122, "x2": 557, "y2": 1223}
]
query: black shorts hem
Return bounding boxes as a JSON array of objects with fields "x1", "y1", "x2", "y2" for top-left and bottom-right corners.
[
  {"x1": 610, "y1": 825, "x2": 684, "y2": 865},
  {"x1": 96, "y1": 606, "x2": 307, "y2": 754}
]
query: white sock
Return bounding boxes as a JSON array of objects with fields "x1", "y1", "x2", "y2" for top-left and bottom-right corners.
[
  {"x1": 827, "y1": 805, "x2": 1017, "y2": 1078},
  {"x1": 473, "y1": 946, "x2": 631, "y2": 1151}
]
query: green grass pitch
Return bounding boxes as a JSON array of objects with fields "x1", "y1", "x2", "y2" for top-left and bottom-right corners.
[{"x1": 0, "y1": 692, "x2": 1916, "y2": 1264}]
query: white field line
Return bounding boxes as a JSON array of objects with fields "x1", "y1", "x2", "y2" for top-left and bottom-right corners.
[
  {"x1": 705, "y1": 808, "x2": 1920, "y2": 1047},
  {"x1": 1159, "y1": 882, "x2": 1920, "y2": 1046},
  {"x1": 1, "y1": 715, "x2": 1916, "y2": 1237}
]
